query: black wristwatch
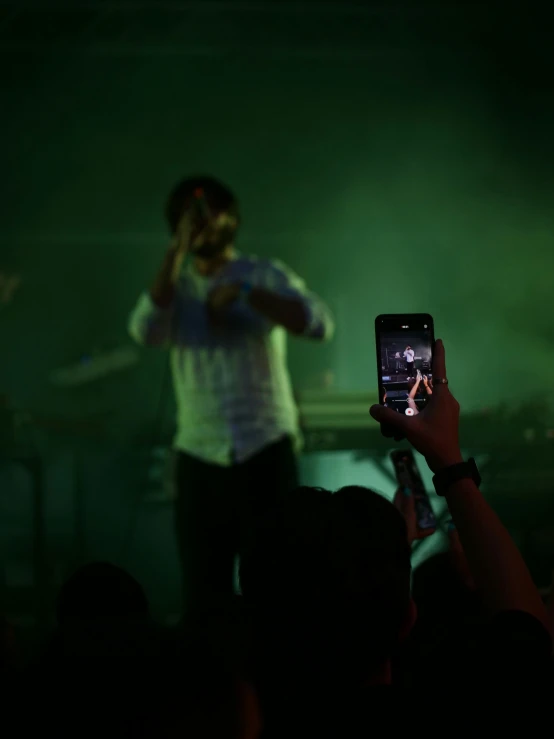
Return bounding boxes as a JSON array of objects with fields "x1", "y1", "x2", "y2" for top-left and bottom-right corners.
[{"x1": 432, "y1": 458, "x2": 481, "y2": 496}]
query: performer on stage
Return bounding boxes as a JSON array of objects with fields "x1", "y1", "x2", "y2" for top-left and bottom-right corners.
[
  {"x1": 128, "y1": 175, "x2": 334, "y2": 615},
  {"x1": 403, "y1": 345, "x2": 415, "y2": 377}
]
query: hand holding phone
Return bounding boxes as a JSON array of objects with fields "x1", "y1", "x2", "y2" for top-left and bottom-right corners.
[{"x1": 371, "y1": 338, "x2": 463, "y2": 473}]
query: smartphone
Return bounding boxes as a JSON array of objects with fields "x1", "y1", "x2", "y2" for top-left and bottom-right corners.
[
  {"x1": 391, "y1": 449, "x2": 437, "y2": 533},
  {"x1": 375, "y1": 313, "x2": 434, "y2": 417}
]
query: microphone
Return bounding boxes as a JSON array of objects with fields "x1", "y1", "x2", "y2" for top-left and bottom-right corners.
[{"x1": 193, "y1": 187, "x2": 212, "y2": 222}]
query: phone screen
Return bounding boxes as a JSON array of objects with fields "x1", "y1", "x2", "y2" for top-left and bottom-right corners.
[
  {"x1": 375, "y1": 314, "x2": 434, "y2": 418},
  {"x1": 391, "y1": 449, "x2": 437, "y2": 532}
]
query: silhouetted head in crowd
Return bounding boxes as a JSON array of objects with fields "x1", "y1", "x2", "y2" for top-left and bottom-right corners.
[
  {"x1": 412, "y1": 551, "x2": 480, "y2": 624},
  {"x1": 239, "y1": 485, "x2": 415, "y2": 696},
  {"x1": 56, "y1": 562, "x2": 149, "y2": 626}
]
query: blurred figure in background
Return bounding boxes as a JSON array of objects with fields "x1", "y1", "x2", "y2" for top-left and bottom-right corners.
[
  {"x1": 128, "y1": 175, "x2": 334, "y2": 618},
  {"x1": 31, "y1": 561, "x2": 158, "y2": 664},
  {"x1": 23, "y1": 562, "x2": 258, "y2": 737}
]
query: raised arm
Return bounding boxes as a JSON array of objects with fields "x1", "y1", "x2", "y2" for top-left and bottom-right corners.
[
  {"x1": 128, "y1": 213, "x2": 192, "y2": 347},
  {"x1": 371, "y1": 340, "x2": 549, "y2": 631},
  {"x1": 406, "y1": 374, "x2": 422, "y2": 416},
  {"x1": 422, "y1": 375, "x2": 433, "y2": 395},
  {"x1": 250, "y1": 260, "x2": 334, "y2": 340},
  {"x1": 408, "y1": 372, "x2": 422, "y2": 400}
]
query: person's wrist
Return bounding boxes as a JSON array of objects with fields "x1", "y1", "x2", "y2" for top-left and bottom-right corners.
[
  {"x1": 441, "y1": 477, "x2": 480, "y2": 500},
  {"x1": 429, "y1": 450, "x2": 464, "y2": 473}
]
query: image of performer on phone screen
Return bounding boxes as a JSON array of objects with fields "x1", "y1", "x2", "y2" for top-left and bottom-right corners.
[
  {"x1": 128, "y1": 175, "x2": 334, "y2": 617},
  {"x1": 403, "y1": 346, "x2": 415, "y2": 377}
]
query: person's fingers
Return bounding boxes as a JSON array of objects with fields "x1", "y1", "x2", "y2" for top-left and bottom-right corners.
[
  {"x1": 370, "y1": 404, "x2": 409, "y2": 433},
  {"x1": 380, "y1": 424, "x2": 395, "y2": 439},
  {"x1": 381, "y1": 427, "x2": 406, "y2": 442},
  {"x1": 432, "y1": 339, "x2": 447, "y2": 383}
]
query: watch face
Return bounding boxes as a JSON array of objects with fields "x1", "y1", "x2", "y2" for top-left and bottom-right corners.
[{"x1": 434, "y1": 460, "x2": 480, "y2": 496}]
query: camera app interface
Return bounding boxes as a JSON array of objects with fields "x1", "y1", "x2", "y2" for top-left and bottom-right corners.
[{"x1": 377, "y1": 316, "x2": 433, "y2": 417}]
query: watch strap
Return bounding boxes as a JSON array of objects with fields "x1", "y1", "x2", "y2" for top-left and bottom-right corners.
[{"x1": 432, "y1": 457, "x2": 481, "y2": 496}]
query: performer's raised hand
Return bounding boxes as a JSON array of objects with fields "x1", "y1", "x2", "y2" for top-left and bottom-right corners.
[
  {"x1": 149, "y1": 209, "x2": 201, "y2": 308},
  {"x1": 169, "y1": 210, "x2": 197, "y2": 282}
]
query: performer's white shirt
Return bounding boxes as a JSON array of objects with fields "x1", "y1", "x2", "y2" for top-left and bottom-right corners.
[
  {"x1": 404, "y1": 349, "x2": 415, "y2": 363},
  {"x1": 128, "y1": 252, "x2": 334, "y2": 466}
]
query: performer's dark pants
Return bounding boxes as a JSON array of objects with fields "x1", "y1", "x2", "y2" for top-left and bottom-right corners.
[
  {"x1": 406, "y1": 362, "x2": 414, "y2": 377},
  {"x1": 174, "y1": 435, "x2": 299, "y2": 616}
]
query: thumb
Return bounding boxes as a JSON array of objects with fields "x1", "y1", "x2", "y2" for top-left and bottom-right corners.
[
  {"x1": 369, "y1": 404, "x2": 409, "y2": 431},
  {"x1": 432, "y1": 338, "x2": 446, "y2": 379}
]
